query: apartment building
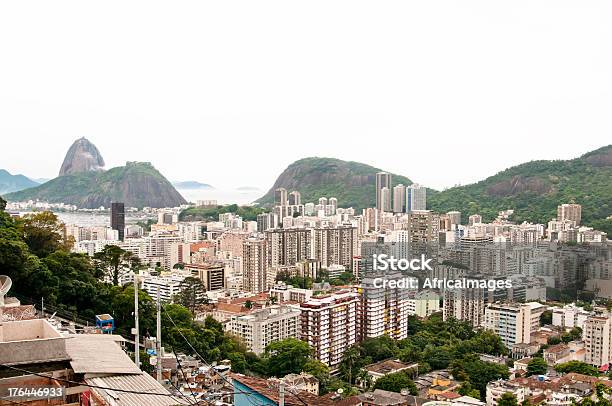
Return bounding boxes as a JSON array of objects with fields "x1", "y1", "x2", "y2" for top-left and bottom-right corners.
[
  {"x1": 357, "y1": 272, "x2": 410, "y2": 341},
  {"x1": 407, "y1": 210, "x2": 439, "y2": 258},
  {"x1": 557, "y1": 203, "x2": 582, "y2": 226},
  {"x1": 312, "y1": 225, "x2": 357, "y2": 270},
  {"x1": 300, "y1": 291, "x2": 358, "y2": 370},
  {"x1": 552, "y1": 303, "x2": 593, "y2": 330},
  {"x1": 227, "y1": 305, "x2": 301, "y2": 355},
  {"x1": 184, "y1": 263, "x2": 226, "y2": 291},
  {"x1": 141, "y1": 272, "x2": 189, "y2": 302},
  {"x1": 265, "y1": 228, "x2": 312, "y2": 268},
  {"x1": 242, "y1": 236, "x2": 268, "y2": 293},
  {"x1": 443, "y1": 284, "x2": 485, "y2": 327},
  {"x1": 407, "y1": 290, "x2": 440, "y2": 318},
  {"x1": 484, "y1": 302, "x2": 548, "y2": 348},
  {"x1": 269, "y1": 283, "x2": 313, "y2": 303},
  {"x1": 583, "y1": 314, "x2": 612, "y2": 366}
]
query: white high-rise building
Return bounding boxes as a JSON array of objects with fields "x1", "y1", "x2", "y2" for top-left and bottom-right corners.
[
  {"x1": 583, "y1": 314, "x2": 612, "y2": 366},
  {"x1": 406, "y1": 183, "x2": 426, "y2": 212},
  {"x1": 227, "y1": 305, "x2": 301, "y2": 355},
  {"x1": 358, "y1": 272, "x2": 411, "y2": 341},
  {"x1": 242, "y1": 236, "x2": 268, "y2": 293},
  {"x1": 484, "y1": 302, "x2": 548, "y2": 348},
  {"x1": 300, "y1": 290, "x2": 358, "y2": 370}
]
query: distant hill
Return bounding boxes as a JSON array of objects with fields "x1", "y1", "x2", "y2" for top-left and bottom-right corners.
[
  {"x1": 0, "y1": 169, "x2": 39, "y2": 194},
  {"x1": 6, "y1": 162, "x2": 187, "y2": 208},
  {"x1": 428, "y1": 145, "x2": 612, "y2": 230},
  {"x1": 172, "y1": 181, "x2": 214, "y2": 190},
  {"x1": 256, "y1": 157, "x2": 414, "y2": 209}
]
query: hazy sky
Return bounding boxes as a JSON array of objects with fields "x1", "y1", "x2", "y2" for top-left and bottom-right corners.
[{"x1": 1, "y1": 1, "x2": 610, "y2": 191}]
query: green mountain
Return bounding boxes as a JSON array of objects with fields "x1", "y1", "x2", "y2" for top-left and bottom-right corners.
[
  {"x1": 256, "y1": 157, "x2": 414, "y2": 209},
  {"x1": 428, "y1": 145, "x2": 612, "y2": 230},
  {"x1": 0, "y1": 169, "x2": 39, "y2": 194},
  {"x1": 5, "y1": 162, "x2": 187, "y2": 209}
]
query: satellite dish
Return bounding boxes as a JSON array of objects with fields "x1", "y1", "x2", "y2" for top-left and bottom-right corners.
[
  {"x1": 336, "y1": 388, "x2": 344, "y2": 394},
  {"x1": 0, "y1": 275, "x2": 12, "y2": 306}
]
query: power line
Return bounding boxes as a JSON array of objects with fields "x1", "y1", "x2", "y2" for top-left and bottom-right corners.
[
  {"x1": 170, "y1": 345, "x2": 198, "y2": 405},
  {"x1": 160, "y1": 303, "x2": 263, "y2": 406},
  {"x1": 0, "y1": 363, "x2": 189, "y2": 403}
]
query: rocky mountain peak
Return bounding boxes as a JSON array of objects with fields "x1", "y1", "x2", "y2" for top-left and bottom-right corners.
[{"x1": 58, "y1": 137, "x2": 105, "y2": 176}]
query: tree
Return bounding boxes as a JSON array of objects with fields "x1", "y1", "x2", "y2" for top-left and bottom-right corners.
[
  {"x1": 356, "y1": 368, "x2": 373, "y2": 391},
  {"x1": 555, "y1": 361, "x2": 599, "y2": 377},
  {"x1": 340, "y1": 345, "x2": 361, "y2": 384},
  {"x1": 18, "y1": 211, "x2": 72, "y2": 257},
  {"x1": 175, "y1": 276, "x2": 208, "y2": 313},
  {"x1": 244, "y1": 300, "x2": 253, "y2": 309},
  {"x1": 450, "y1": 355, "x2": 509, "y2": 400},
  {"x1": 540, "y1": 310, "x2": 552, "y2": 326},
  {"x1": 94, "y1": 245, "x2": 140, "y2": 285},
  {"x1": 458, "y1": 382, "x2": 480, "y2": 400},
  {"x1": 373, "y1": 371, "x2": 417, "y2": 394},
  {"x1": 263, "y1": 338, "x2": 312, "y2": 377},
  {"x1": 526, "y1": 357, "x2": 548, "y2": 376},
  {"x1": 561, "y1": 327, "x2": 582, "y2": 343},
  {"x1": 498, "y1": 392, "x2": 518, "y2": 406},
  {"x1": 303, "y1": 360, "x2": 331, "y2": 393}
]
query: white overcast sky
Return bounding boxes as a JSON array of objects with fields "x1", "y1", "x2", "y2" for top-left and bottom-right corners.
[{"x1": 0, "y1": 1, "x2": 610, "y2": 190}]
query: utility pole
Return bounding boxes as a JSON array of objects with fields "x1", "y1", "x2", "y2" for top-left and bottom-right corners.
[
  {"x1": 133, "y1": 275, "x2": 140, "y2": 369},
  {"x1": 41, "y1": 297, "x2": 44, "y2": 316},
  {"x1": 279, "y1": 379, "x2": 285, "y2": 406},
  {"x1": 156, "y1": 287, "x2": 162, "y2": 383}
]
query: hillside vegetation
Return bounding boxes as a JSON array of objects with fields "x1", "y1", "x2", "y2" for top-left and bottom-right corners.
[
  {"x1": 428, "y1": 145, "x2": 612, "y2": 231},
  {"x1": 256, "y1": 157, "x2": 414, "y2": 209},
  {"x1": 5, "y1": 162, "x2": 187, "y2": 208}
]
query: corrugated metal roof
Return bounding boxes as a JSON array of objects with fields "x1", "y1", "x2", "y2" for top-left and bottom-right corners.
[
  {"x1": 65, "y1": 334, "x2": 141, "y2": 375},
  {"x1": 87, "y1": 373, "x2": 189, "y2": 406}
]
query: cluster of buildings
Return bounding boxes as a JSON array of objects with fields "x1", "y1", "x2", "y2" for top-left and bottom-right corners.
[{"x1": 9, "y1": 178, "x2": 609, "y2": 405}]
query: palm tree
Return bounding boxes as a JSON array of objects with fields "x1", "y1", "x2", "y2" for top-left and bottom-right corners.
[
  {"x1": 341, "y1": 346, "x2": 361, "y2": 384},
  {"x1": 356, "y1": 368, "x2": 373, "y2": 391},
  {"x1": 244, "y1": 300, "x2": 253, "y2": 309}
]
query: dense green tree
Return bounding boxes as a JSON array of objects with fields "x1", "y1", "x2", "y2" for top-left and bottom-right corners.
[
  {"x1": 561, "y1": 327, "x2": 582, "y2": 343},
  {"x1": 174, "y1": 276, "x2": 208, "y2": 313},
  {"x1": 555, "y1": 361, "x2": 599, "y2": 376},
  {"x1": 458, "y1": 382, "x2": 480, "y2": 400},
  {"x1": 450, "y1": 355, "x2": 509, "y2": 400},
  {"x1": 18, "y1": 211, "x2": 72, "y2": 257},
  {"x1": 263, "y1": 338, "x2": 312, "y2": 378},
  {"x1": 498, "y1": 392, "x2": 518, "y2": 406},
  {"x1": 526, "y1": 357, "x2": 548, "y2": 376},
  {"x1": 540, "y1": 310, "x2": 553, "y2": 326},
  {"x1": 93, "y1": 244, "x2": 140, "y2": 285}
]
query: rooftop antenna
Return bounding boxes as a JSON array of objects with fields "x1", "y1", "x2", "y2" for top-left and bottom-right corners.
[{"x1": 0, "y1": 275, "x2": 12, "y2": 307}]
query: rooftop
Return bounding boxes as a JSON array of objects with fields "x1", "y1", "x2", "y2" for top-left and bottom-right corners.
[{"x1": 366, "y1": 359, "x2": 418, "y2": 375}]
